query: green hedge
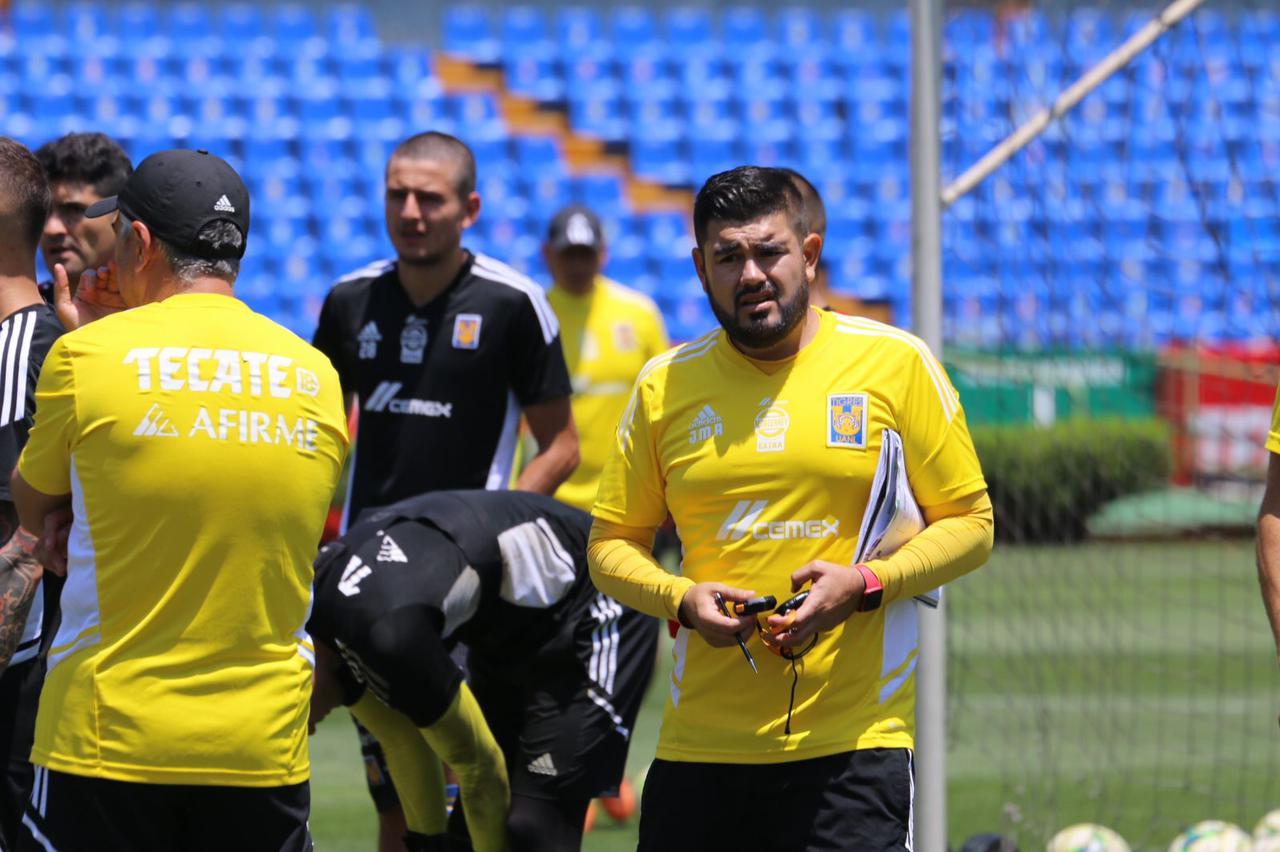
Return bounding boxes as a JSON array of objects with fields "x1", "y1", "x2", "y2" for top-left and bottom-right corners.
[{"x1": 971, "y1": 418, "x2": 1172, "y2": 543}]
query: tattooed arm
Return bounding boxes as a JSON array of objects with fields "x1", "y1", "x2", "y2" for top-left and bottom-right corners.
[{"x1": 0, "y1": 502, "x2": 41, "y2": 672}]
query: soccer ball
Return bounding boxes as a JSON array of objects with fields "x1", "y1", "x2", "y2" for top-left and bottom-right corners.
[
  {"x1": 1256, "y1": 810, "x2": 1280, "y2": 841},
  {"x1": 1168, "y1": 821, "x2": 1253, "y2": 851},
  {"x1": 1047, "y1": 823, "x2": 1132, "y2": 852}
]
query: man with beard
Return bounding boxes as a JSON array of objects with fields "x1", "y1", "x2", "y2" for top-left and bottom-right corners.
[
  {"x1": 35, "y1": 133, "x2": 133, "y2": 302},
  {"x1": 588, "y1": 166, "x2": 995, "y2": 851},
  {"x1": 311, "y1": 131, "x2": 578, "y2": 851}
]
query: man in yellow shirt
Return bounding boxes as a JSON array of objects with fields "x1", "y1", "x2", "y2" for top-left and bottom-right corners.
[
  {"x1": 544, "y1": 205, "x2": 669, "y2": 513},
  {"x1": 1255, "y1": 389, "x2": 1280, "y2": 668},
  {"x1": 589, "y1": 166, "x2": 994, "y2": 850},
  {"x1": 11, "y1": 149, "x2": 348, "y2": 852}
]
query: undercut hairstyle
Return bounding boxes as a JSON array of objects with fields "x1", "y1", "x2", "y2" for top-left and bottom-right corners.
[
  {"x1": 35, "y1": 132, "x2": 133, "y2": 198},
  {"x1": 390, "y1": 131, "x2": 477, "y2": 198},
  {"x1": 779, "y1": 167, "x2": 826, "y2": 239},
  {"x1": 693, "y1": 166, "x2": 808, "y2": 248},
  {"x1": 131, "y1": 216, "x2": 242, "y2": 284},
  {"x1": 0, "y1": 137, "x2": 51, "y2": 250}
]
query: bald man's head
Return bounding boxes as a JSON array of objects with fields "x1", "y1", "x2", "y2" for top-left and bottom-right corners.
[
  {"x1": 0, "y1": 137, "x2": 50, "y2": 256},
  {"x1": 389, "y1": 131, "x2": 477, "y2": 200}
]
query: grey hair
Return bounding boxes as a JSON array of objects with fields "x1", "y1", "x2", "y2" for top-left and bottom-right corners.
[{"x1": 126, "y1": 215, "x2": 242, "y2": 284}]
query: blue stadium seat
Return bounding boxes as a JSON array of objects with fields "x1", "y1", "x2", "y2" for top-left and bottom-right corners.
[
  {"x1": 722, "y1": 8, "x2": 767, "y2": 49},
  {"x1": 271, "y1": 4, "x2": 317, "y2": 45},
  {"x1": 328, "y1": 5, "x2": 377, "y2": 44},
  {"x1": 442, "y1": 6, "x2": 500, "y2": 63},
  {"x1": 557, "y1": 7, "x2": 604, "y2": 49},
  {"x1": 610, "y1": 7, "x2": 658, "y2": 56},
  {"x1": 511, "y1": 136, "x2": 563, "y2": 173},
  {"x1": 501, "y1": 6, "x2": 549, "y2": 44},
  {"x1": 776, "y1": 9, "x2": 821, "y2": 48}
]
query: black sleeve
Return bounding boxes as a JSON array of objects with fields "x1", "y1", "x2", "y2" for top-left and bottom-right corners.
[
  {"x1": 312, "y1": 288, "x2": 354, "y2": 396},
  {"x1": 0, "y1": 308, "x2": 63, "y2": 500},
  {"x1": 506, "y1": 294, "x2": 572, "y2": 408}
]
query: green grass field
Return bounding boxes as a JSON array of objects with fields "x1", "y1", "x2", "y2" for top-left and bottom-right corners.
[{"x1": 308, "y1": 540, "x2": 1280, "y2": 852}]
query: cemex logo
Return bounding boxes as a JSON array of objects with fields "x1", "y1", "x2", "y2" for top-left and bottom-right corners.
[
  {"x1": 716, "y1": 500, "x2": 840, "y2": 542},
  {"x1": 363, "y1": 382, "x2": 452, "y2": 418}
]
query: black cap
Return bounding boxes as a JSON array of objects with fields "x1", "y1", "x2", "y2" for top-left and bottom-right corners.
[
  {"x1": 86, "y1": 149, "x2": 250, "y2": 260},
  {"x1": 547, "y1": 204, "x2": 604, "y2": 253}
]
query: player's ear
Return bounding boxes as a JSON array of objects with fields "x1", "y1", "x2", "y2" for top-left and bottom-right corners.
[
  {"x1": 692, "y1": 246, "x2": 709, "y2": 294},
  {"x1": 131, "y1": 219, "x2": 155, "y2": 273},
  {"x1": 802, "y1": 233, "x2": 823, "y2": 283},
  {"x1": 461, "y1": 191, "x2": 481, "y2": 230}
]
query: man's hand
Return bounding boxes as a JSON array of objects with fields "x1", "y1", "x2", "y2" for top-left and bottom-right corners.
[
  {"x1": 763, "y1": 561, "x2": 866, "y2": 650},
  {"x1": 37, "y1": 507, "x2": 72, "y2": 577},
  {"x1": 53, "y1": 261, "x2": 126, "y2": 330},
  {"x1": 309, "y1": 642, "x2": 348, "y2": 734},
  {"x1": 677, "y1": 582, "x2": 758, "y2": 648}
]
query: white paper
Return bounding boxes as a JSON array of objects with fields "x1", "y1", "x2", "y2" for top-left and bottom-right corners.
[{"x1": 853, "y1": 429, "x2": 940, "y2": 608}]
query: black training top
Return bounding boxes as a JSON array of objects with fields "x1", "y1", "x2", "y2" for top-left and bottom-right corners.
[
  {"x1": 312, "y1": 253, "x2": 572, "y2": 522},
  {"x1": 0, "y1": 304, "x2": 63, "y2": 502},
  {"x1": 308, "y1": 489, "x2": 596, "y2": 723}
]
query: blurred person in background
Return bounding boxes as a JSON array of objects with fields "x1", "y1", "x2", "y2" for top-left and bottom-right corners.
[
  {"x1": 1254, "y1": 383, "x2": 1280, "y2": 673},
  {"x1": 542, "y1": 204, "x2": 667, "y2": 824},
  {"x1": 312, "y1": 130, "x2": 578, "y2": 852},
  {"x1": 0, "y1": 137, "x2": 64, "y2": 851},
  {"x1": 780, "y1": 167, "x2": 862, "y2": 315},
  {"x1": 544, "y1": 204, "x2": 668, "y2": 513},
  {"x1": 35, "y1": 132, "x2": 132, "y2": 302},
  {"x1": 12, "y1": 149, "x2": 347, "y2": 852}
]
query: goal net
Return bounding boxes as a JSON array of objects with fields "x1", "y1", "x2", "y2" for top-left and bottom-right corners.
[{"x1": 937, "y1": 1, "x2": 1280, "y2": 848}]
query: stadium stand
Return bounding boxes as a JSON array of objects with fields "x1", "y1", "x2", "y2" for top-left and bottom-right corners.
[{"x1": 2, "y1": 2, "x2": 1275, "y2": 347}]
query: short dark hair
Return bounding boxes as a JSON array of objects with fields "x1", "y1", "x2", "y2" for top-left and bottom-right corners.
[
  {"x1": 35, "y1": 132, "x2": 132, "y2": 198},
  {"x1": 389, "y1": 131, "x2": 477, "y2": 198},
  {"x1": 0, "y1": 137, "x2": 51, "y2": 250},
  {"x1": 693, "y1": 166, "x2": 808, "y2": 247},
  {"x1": 779, "y1": 167, "x2": 826, "y2": 239}
]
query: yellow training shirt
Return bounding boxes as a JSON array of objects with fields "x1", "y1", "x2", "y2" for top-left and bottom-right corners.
[
  {"x1": 1268, "y1": 383, "x2": 1280, "y2": 455},
  {"x1": 548, "y1": 277, "x2": 668, "y2": 511},
  {"x1": 593, "y1": 309, "x2": 986, "y2": 764},
  {"x1": 18, "y1": 294, "x2": 348, "y2": 786}
]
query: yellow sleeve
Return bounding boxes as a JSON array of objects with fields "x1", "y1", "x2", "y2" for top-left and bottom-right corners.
[
  {"x1": 863, "y1": 492, "x2": 994, "y2": 603},
  {"x1": 17, "y1": 337, "x2": 77, "y2": 496},
  {"x1": 588, "y1": 519, "x2": 693, "y2": 621},
  {"x1": 348, "y1": 693, "x2": 449, "y2": 837},
  {"x1": 418, "y1": 683, "x2": 510, "y2": 852},
  {"x1": 898, "y1": 342, "x2": 987, "y2": 506},
  {"x1": 1267, "y1": 383, "x2": 1280, "y2": 455},
  {"x1": 351, "y1": 684, "x2": 510, "y2": 852},
  {"x1": 592, "y1": 376, "x2": 668, "y2": 529}
]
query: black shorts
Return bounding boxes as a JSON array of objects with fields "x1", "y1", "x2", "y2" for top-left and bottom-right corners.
[
  {"x1": 469, "y1": 594, "x2": 658, "y2": 803},
  {"x1": 19, "y1": 769, "x2": 313, "y2": 852},
  {"x1": 637, "y1": 748, "x2": 915, "y2": 852},
  {"x1": 356, "y1": 595, "x2": 658, "y2": 811},
  {"x1": 0, "y1": 657, "x2": 41, "y2": 850}
]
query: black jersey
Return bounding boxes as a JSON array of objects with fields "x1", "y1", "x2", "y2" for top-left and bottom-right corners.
[
  {"x1": 0, "y1": 304, "x2": 63, "y2": 665},
  {"x1": 308, "y1": 490, "x2": 599, "y2": 724},
  {"x1": 312, "y1": 253, "x2": 572, "y2": 524}
]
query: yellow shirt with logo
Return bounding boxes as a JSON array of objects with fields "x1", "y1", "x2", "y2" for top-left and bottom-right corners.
[
  {"x1": 593, "y1": 309, "x2": 986, "y2": 763},
  {"x1": 548, "y1": 277, "x2": 668, "y2": 512},
  {"x1": 18, "y1": 294, "x2": 348, "y2": 786}
]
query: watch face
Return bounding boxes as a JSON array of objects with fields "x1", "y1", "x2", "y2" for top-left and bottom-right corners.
[{"x1": 861, "y1": 589, "x2": 885, "y2": 612}]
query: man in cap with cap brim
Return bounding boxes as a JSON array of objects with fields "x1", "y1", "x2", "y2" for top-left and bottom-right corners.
[{"x1": 10, "y1": 149, "x2": 349, "y2": 852}]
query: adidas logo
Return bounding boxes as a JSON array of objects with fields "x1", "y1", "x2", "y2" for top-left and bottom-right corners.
[
  {"x1": 376, "y1": 534, "x2": 408, "y2": 563},
  {"x1": 213, "y1": 194, "x2": 236, "y2": 213},
  {"x1": 134, "y1": 403, "x2": 179, "y2": 438},
  {"x1": 357, "y1": 322, "x2": 381, "y2": 342},
  {"x1": 687, "y1": 404, "x2": 723, "y2": 445},
  {"x1": 527, "y1": 753, "x2": 558, "y2": 777}
]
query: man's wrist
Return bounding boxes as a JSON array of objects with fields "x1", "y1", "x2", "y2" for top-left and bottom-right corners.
[{"x1": 853, "y1": 564, "x2": 884, "y2": 612}]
